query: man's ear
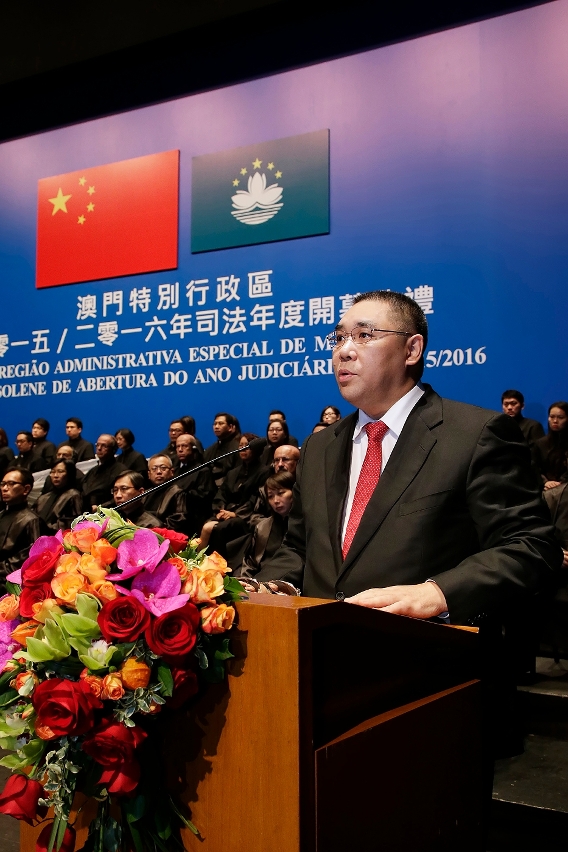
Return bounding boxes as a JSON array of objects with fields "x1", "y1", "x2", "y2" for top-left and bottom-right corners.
[
  {"x1": 22, "y1": 484, "x2": 32, "y2": 498},
  {"x1": 405, "y1": 334, "x2": 424, "y2": 366}
]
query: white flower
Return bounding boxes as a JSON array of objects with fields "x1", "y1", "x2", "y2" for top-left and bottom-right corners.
[{"x1": 231, "y1": 172, "x2": 283, "y2": 211}]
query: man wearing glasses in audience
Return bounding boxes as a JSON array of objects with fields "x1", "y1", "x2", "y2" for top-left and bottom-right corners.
[
  {"x1": 81, "y1": 435, "x2": 126, "y2": 511},
  {"x1": 142, "y1": 455, "x2": 188, "y2": 532},
  {"x1": 0, "y1": 467, "x2": 41, "y2": 589},
  {"x1": 112, "y1": 471, "x2": 161, "y2": 528}
]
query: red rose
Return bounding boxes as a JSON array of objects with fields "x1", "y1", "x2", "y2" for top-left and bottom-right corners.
[
  {"x1": 36, "y1": 822, "x2": 76, "y2": 852},
  {"x1": 98, "y1": 596, "x2": 151, "y2": 643},
  {"x1": 21, "y1": 540, "x2": 63, "y2": 587},
  {"x1": 165, "y1": 666, "x2": 199, "y2": 709},
  {"x1": 83, "y1": 718, "x2": 147, "y2": 795},
  {"x1": 32, "y1": 678, "x2": 102, "y2": 739},
  {"x1": 19, "y1": 583, "x2": 54, "y2": 619},
  {"x1": 0, "y1": 774, "x2": 46, "y2": 824},
  {"x1": 145, "y1": 602, "x2": 200, "y2": 663},
  {"x1": 151, "y1": 528, "x2": 188, "y2": 554}
]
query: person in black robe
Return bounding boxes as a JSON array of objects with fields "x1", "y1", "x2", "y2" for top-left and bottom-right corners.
[
  {"x1": 0, "y1": 467, "x2": 41, "y2": 588},
  {"x1": 14, "y1": 431, "x2": 47, "y2": 473},
  {"x1": 31, "y1": 419, "x2": 57, "y2": 470},
  {"x1": 57, "y1": 417, "x2": 95, "y2": 462},
  {"x1": 112, "y1": 471, "x2": 161, "y2": 528},
  {"x1": 34, "y1": 460, "x2": 83, "y2": 532},
  {"x1": 0, "y1": 429, "x2": 14, "y2": 479},
  {"x1": 82, "y1": 435, "x2": 126, "y2": 511},
  {"x1": 115, "y1": 428, "x2": 148, "y2": 483}
]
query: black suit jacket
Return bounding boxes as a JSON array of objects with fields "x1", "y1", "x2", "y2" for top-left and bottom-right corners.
[{"x1": 257, "y1": 386, "x2": 561, "y2": 625}]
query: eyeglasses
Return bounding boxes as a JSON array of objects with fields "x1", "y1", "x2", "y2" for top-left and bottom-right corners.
[
  {"x1": 0, "y1": 480, "x2": 23, "y2": 488},
  {"x1": 326, "y1": 324, "x2": 412, "y2": 349},
  {"x1": 112, "y1": 486, "x2": 135, "y2": 494},
  {"x1": 149, "y1": 465, "x2": 171, "y2": 472}
]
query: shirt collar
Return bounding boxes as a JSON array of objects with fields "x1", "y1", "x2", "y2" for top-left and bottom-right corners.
[{"x1": 353, "y1": 383, "x2": 425, "y2": 441}]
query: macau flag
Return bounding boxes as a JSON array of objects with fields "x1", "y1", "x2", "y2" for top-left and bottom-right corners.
[
  {"x1": 191, "y1": 130, "x2": 330, "y2": 253},
  {"x1": 36, "y1": 150, "x2": 179, "y2": 288}
]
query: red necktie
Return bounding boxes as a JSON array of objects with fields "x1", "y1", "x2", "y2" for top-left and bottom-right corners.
[{"x1": 342, "y1": 420, "x2": 389, "y2": 560}]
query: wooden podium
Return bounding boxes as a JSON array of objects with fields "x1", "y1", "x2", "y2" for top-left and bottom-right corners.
[{"x1": 21, "y1": 596, "x2": 482, "y2": 852}]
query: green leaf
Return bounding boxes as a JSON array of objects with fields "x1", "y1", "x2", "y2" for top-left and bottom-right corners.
[
  {"x1": 157, "y1": 665, "x2": 173, "y2": 697},
  {"x1": 44, "y1": 619, "x2": 71, "y2": 655},
  {"x1": 124, "y1": 794, "x2": 145, "y2": 823},
  {"x1": 223, "y1": 575, "x2": 248, "y2": 601},
  {"x1": 0, "y1": 752, "x2": 30, "y2": 770},
  {"x1": 102, "y1": 816, "x2": 122, "y2": 852},
  {"x1": 75, "y1": 593, "x2": 101, "y2": 621},
  {"x1": 6, "y1": 581, "x2": 21, "y2": 596},
  {"x1": 154, "y1": 807, "x2": 172, "y2": 841},
  {"x1": 0, "y1": 688, "x2": 18, "y2": 707},
  {"x1": 59, "y1": 613, "x2": 101, "y2": 639}
]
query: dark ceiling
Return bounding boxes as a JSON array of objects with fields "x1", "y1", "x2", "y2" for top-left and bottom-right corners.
[{"x1": 0, "y1": 0, "x2": 551, "y2": 142}]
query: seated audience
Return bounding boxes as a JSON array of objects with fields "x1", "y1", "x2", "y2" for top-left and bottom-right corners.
[
  {"x1": 41, "y1": 446, "x2": 86, "y2": 494},
  {"x1": 115, "y1": 428, "x2": 148, "y2": 480},
  {"x1": 157, "y1": 419, "x2": 186, "y2": 462},
  {"x1": 31, "y1": 419, "x2": 57, "y2": 469},
  {"x1": 0, "y1": 467, "x2": 41, "y2": 588},
  {"x1": 0, "y1": 429, "x2": 14, "y2": 478},
  {"x1": 57, "y1": 417, "x2": 95, "y2": 461},
  {"x1": 112, "y1": 471, "x2": 161, "y2": 528},
  {"x1": 203, "y1": 413, "x2": 241, "y2": 487},
  {"x1": 320, "y1": 405, "x2": 341, "y2": 424},
  {"x1": 175, "y1": 435, "x2": 216, "y2": 536},
  {"x1": 82, "y1": 435, "x2": 126, "y2": 511},
  {"x1": 533, "y1": 402, "x2": 568, "y2": 489},
  {"x1": 34, "y1": 460, "x2": 83, "y2": 532},
  {"x1": 261, "y1": 418, "x2": 290, "y2": 466},
  {"x1": 14, "y1": 431, "x2": 47, "y2": 473},
  {"x1": 234, "y1": 471, "x2": 295, "y2": 577},
  {"x1": 200, "y1": 433, "x2": 270, "y2": 553},
  {"x1": 272, "y1": 445, "x2": 300, "y2": 475},
  {"x1": 268, "y1": 410, "x2": 299, "y2": 447},
  {"x1": 501, "y1": 390, "x2": 545, "y2": 447},
  {"x1": 143, "y1": 454, "x2": 187, "y2": 531},
  {"x1": 179, "y1": 415, "x2": 204, "y2": 453}
]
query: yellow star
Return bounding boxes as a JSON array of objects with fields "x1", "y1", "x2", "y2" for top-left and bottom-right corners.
[
  {"x1": 87, "y1": 185, "x2": 95, "y2": 196},
  {"x1": 78, "y1": 176, "x2": 86, "y2": 186},
  {"x1": 87, "y1": 202, "x2": 95, "y2": 212},
  {"x1": 232, "y1": 179, "x2": 239, "y2": 187},
  {"x1": 48, "y1": 187, "x2": 72, "y2": 216},
  {"x1": 267, "y1": 162, "x2": 275, "y2": 170},
  {"x1": 252, "y1": 158, "x2": 262, "y2": 169},
  {"x1": 240, "y1": 167, "x2": 247, "y2": 175},
  {"x1": 78, "y1": 215, "x2": 86, "y2": 225},
  {"x1": 275, "y1": 170, "x2": 282, "y2": 179}
]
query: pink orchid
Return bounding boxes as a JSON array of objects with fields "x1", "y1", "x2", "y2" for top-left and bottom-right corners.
[
  {"x1": 6, "y1": 569, "x2": 22, "y2": 585},
  {"x1": 0, "y1": 619, "x2": 22, "y2": 670},
  {"x1": 27, "y1": 536, "x2": 63, "y2": 561},
  {"x1": 109, "y1": 529, "x2": 170, "y2": 581},
  {"x1": 117, "y1": 561, "x2": 189, "y2": 616}
]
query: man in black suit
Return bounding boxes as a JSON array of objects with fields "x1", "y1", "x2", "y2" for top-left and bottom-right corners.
[{"x1": 256, "y1": 290, "x2": 560, "y2": 625}]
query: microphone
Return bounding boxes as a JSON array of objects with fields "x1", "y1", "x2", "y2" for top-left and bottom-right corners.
[{"x1": 116, "y1": 437, "x2": 267, "y2": 510}]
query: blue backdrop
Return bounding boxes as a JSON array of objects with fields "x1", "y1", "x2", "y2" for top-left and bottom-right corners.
[{"x1": 0, "y1": 0, "x2": 567, "y2": 454}]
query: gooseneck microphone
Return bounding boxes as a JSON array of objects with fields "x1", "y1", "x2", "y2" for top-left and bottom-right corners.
[{"x1": 116, "y1": 437, "x2": 267, "y2": 510}]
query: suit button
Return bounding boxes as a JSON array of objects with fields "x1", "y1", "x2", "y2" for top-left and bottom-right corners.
[{"x1": 335, "y1": 591, "x2": 345, "y2": 601}]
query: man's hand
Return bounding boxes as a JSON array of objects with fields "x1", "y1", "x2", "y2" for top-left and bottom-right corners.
[
  {"x1": 544, "y1": 480, "x2": 562, "y2": 491},
  {"x1": 345, "y1": 582, "x2": 448, "y2": 619},
  {"x1": 216, "y1": 510, "x2": 236, "y2": 520}
]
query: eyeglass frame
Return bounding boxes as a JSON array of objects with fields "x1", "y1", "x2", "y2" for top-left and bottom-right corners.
[{"x1": 326, "y1": 324, "x2": 413, "y2": 349}]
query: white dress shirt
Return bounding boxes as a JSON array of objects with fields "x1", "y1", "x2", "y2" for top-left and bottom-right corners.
[{"x1": 341, "y1": 383, "x2": 425, "y2": 545}]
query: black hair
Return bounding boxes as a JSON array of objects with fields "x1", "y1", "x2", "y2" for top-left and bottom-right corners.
[
  {"x1": 115, "y1": 428, "x2": 135, "y2": 447},
  {"x1": 320, "y1": 405, "x2": 341, "y2": 420},
  {"x1": 33, "y1": 418, "x2": 50, "y2": 433},
  {"x1": 113, "y1": 470, "x2": 145, "y2": 490},
  {"x1": 5, "y1": 465, "x2": 33, "y2": 488},
  {"x1": 214, "y1": 412, "x2": 241, "y2": 433},
  {"x1": 240, "y1": 432, "x2": 264, "y2": 460},
  {"x1": 51, "y1": 459, "x2": 77, "y2": 489},
  {"x1": 265, "y1": 470, "x2": 295, "y2": 492},
  {"x1": 16, "y1": 431, "x2": 33, "y2": 443},
  {"x1": 66, "y1": 417, "x2": 83, "y2": 429},
  {"x1": 266, "y1": 418, "x2": 290, "y2": 446},
  {"x1": 502, "y1": 390, "x2": 524, "y2": 405},
  {"x1": 179, "y1": 416, "x2": 196, "y2": 435}
]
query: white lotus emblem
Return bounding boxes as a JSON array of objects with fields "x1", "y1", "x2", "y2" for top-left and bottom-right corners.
[{"x1": 231, "y1": 172, "x2": 283, "y2": 225}]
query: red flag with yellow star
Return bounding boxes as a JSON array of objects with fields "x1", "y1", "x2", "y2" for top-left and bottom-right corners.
[{"x1": 36, "y1": 150, "x2": 179, "y2": 288}]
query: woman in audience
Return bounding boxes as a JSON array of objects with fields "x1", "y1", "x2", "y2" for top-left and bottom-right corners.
[
  {"x1": 0, "y1": 429, "x2": 14, "y2": 478},
  {"x1": 261, "y1": 418, "x2": 290, "y2": 465},
  {"x1": 34, "y1": 460, "x2": 83, "y2": 532},
  {"x1": 178, "y1": 415, "x2": 204, "y2": 453},
  {"x1": 533, "y1": 401, "x2": 568, "y2": 489},
  {"x1": 320, "y1": 405, "x2": 341, "y2": 424},
  {"x1": 234, "y1": 470, "x2": 295, "y2": 578},
  {"x1": 114, "y1": 428, "x2": 148, "y2": 481}
]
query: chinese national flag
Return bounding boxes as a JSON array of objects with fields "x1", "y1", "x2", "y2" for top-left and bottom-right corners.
[{"x1": 36, "y1": 150, "x2": 179, "y2": 288}]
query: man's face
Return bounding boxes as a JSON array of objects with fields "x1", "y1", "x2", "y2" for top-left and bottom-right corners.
[
  {"x1": 95, "y1": 435, "x2": 114, "y2": 461},
  {"x1": 57, "y1": 446, "x2": 74, "y2": 462},
  {"x1": 0, "y1": 470, "x2": 30, "y2": 505},
  {"x1": 15, "y1": 434, "x2": 33, "y2": 453},
  {"x1": 32, "y1": 423, "x2": 46, "y2": 440},
  {"x1": 176, "y1": 435, "x2": 195, "y2": 463},
  {"x1": 148, "y1": 457, "x2": 173, "y2": 485},
  {"x1": 213, "y1": 416, "x2": 234, "y2": 440},
  {"x1": 112, "y1": 476, "x2": 143, "y2": 506},
  {"x1": 502, "y1": 398, "x2": 523, "y2": 418},
  {"x1": 273, "y1": 445, "x2": 300, "y2": 474},
  {"x1": 66, "y1": 421, "x2": 81, "y2": 440},
  {"x1": 169, "y1": 422, "x2": 183, "y2": 443},
  {"x1": 332, "y1": 300, "x2": 422, "y2": 419}
]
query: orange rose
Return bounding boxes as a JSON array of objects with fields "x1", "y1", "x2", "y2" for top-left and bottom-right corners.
[
  {"x1": 2, "y1": 659, "x2": 21, "y2": 673},
  {"x1": 51, "y1": 572, "x2": 89, "y2": 606},
  {"x1": 168, "y1": 557, "x2": 190, "y2": 582},
  {"x1": 182, "y1": 569, "x2": 225, "y2": 604},
  {"x1": 200, "y1": 552, "x2": 230, "y2": 575},
  {"x1": 120, "y1": 658, "x2": 151, "y2": 690},
  {"x1": 11, "y1": 620, "x2": 40, "y2": 647},
  {"x1": 0, "y1": 595, "x2": 19, "y2": 621},
  {"x1": 88, "y1": 580, "x2": 119, "y2": 603},
  {"x1": 31, "y1": 598, "x2": 63, "y2": 624},
  {"x1": 54, "y1": 552, "x2": 81, "y2": 575},
  {"x1": 35, "y1": 724, "x2": 55, "y2": 740},
  {"x1": 64, "y1": 527, "x2": 99, "y2": 553},
  {"x1": 101, "y1": 673, "x2": 124, "y2": 701},
  {"x1": 77, "y1": 554, "x2": 108, "y2": 584},
  {"x1": 200, "y1": 604, "x2": 235, "y2": 634},
  {"x1": 90, "y1": 538, "x2": 117, "y2": 566},
  {"x1": 11, "y1": 671, "x2": 38, "y2": 694},
  {"x1": 80, "y1": 670, "x2": 104, "y2": 698}
]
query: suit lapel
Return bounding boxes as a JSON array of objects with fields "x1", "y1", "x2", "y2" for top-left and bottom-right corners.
[
  {"x1": 325, "y1": 414, "x2": 357, "y2": 573},
  {"x1": 338, "y1": 389, "x2": 442, "y2": 579}
]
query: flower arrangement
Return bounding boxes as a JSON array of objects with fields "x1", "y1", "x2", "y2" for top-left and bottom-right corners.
[{"x1": 0, "y1": 508, "x2": 243, "y2": 852}]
